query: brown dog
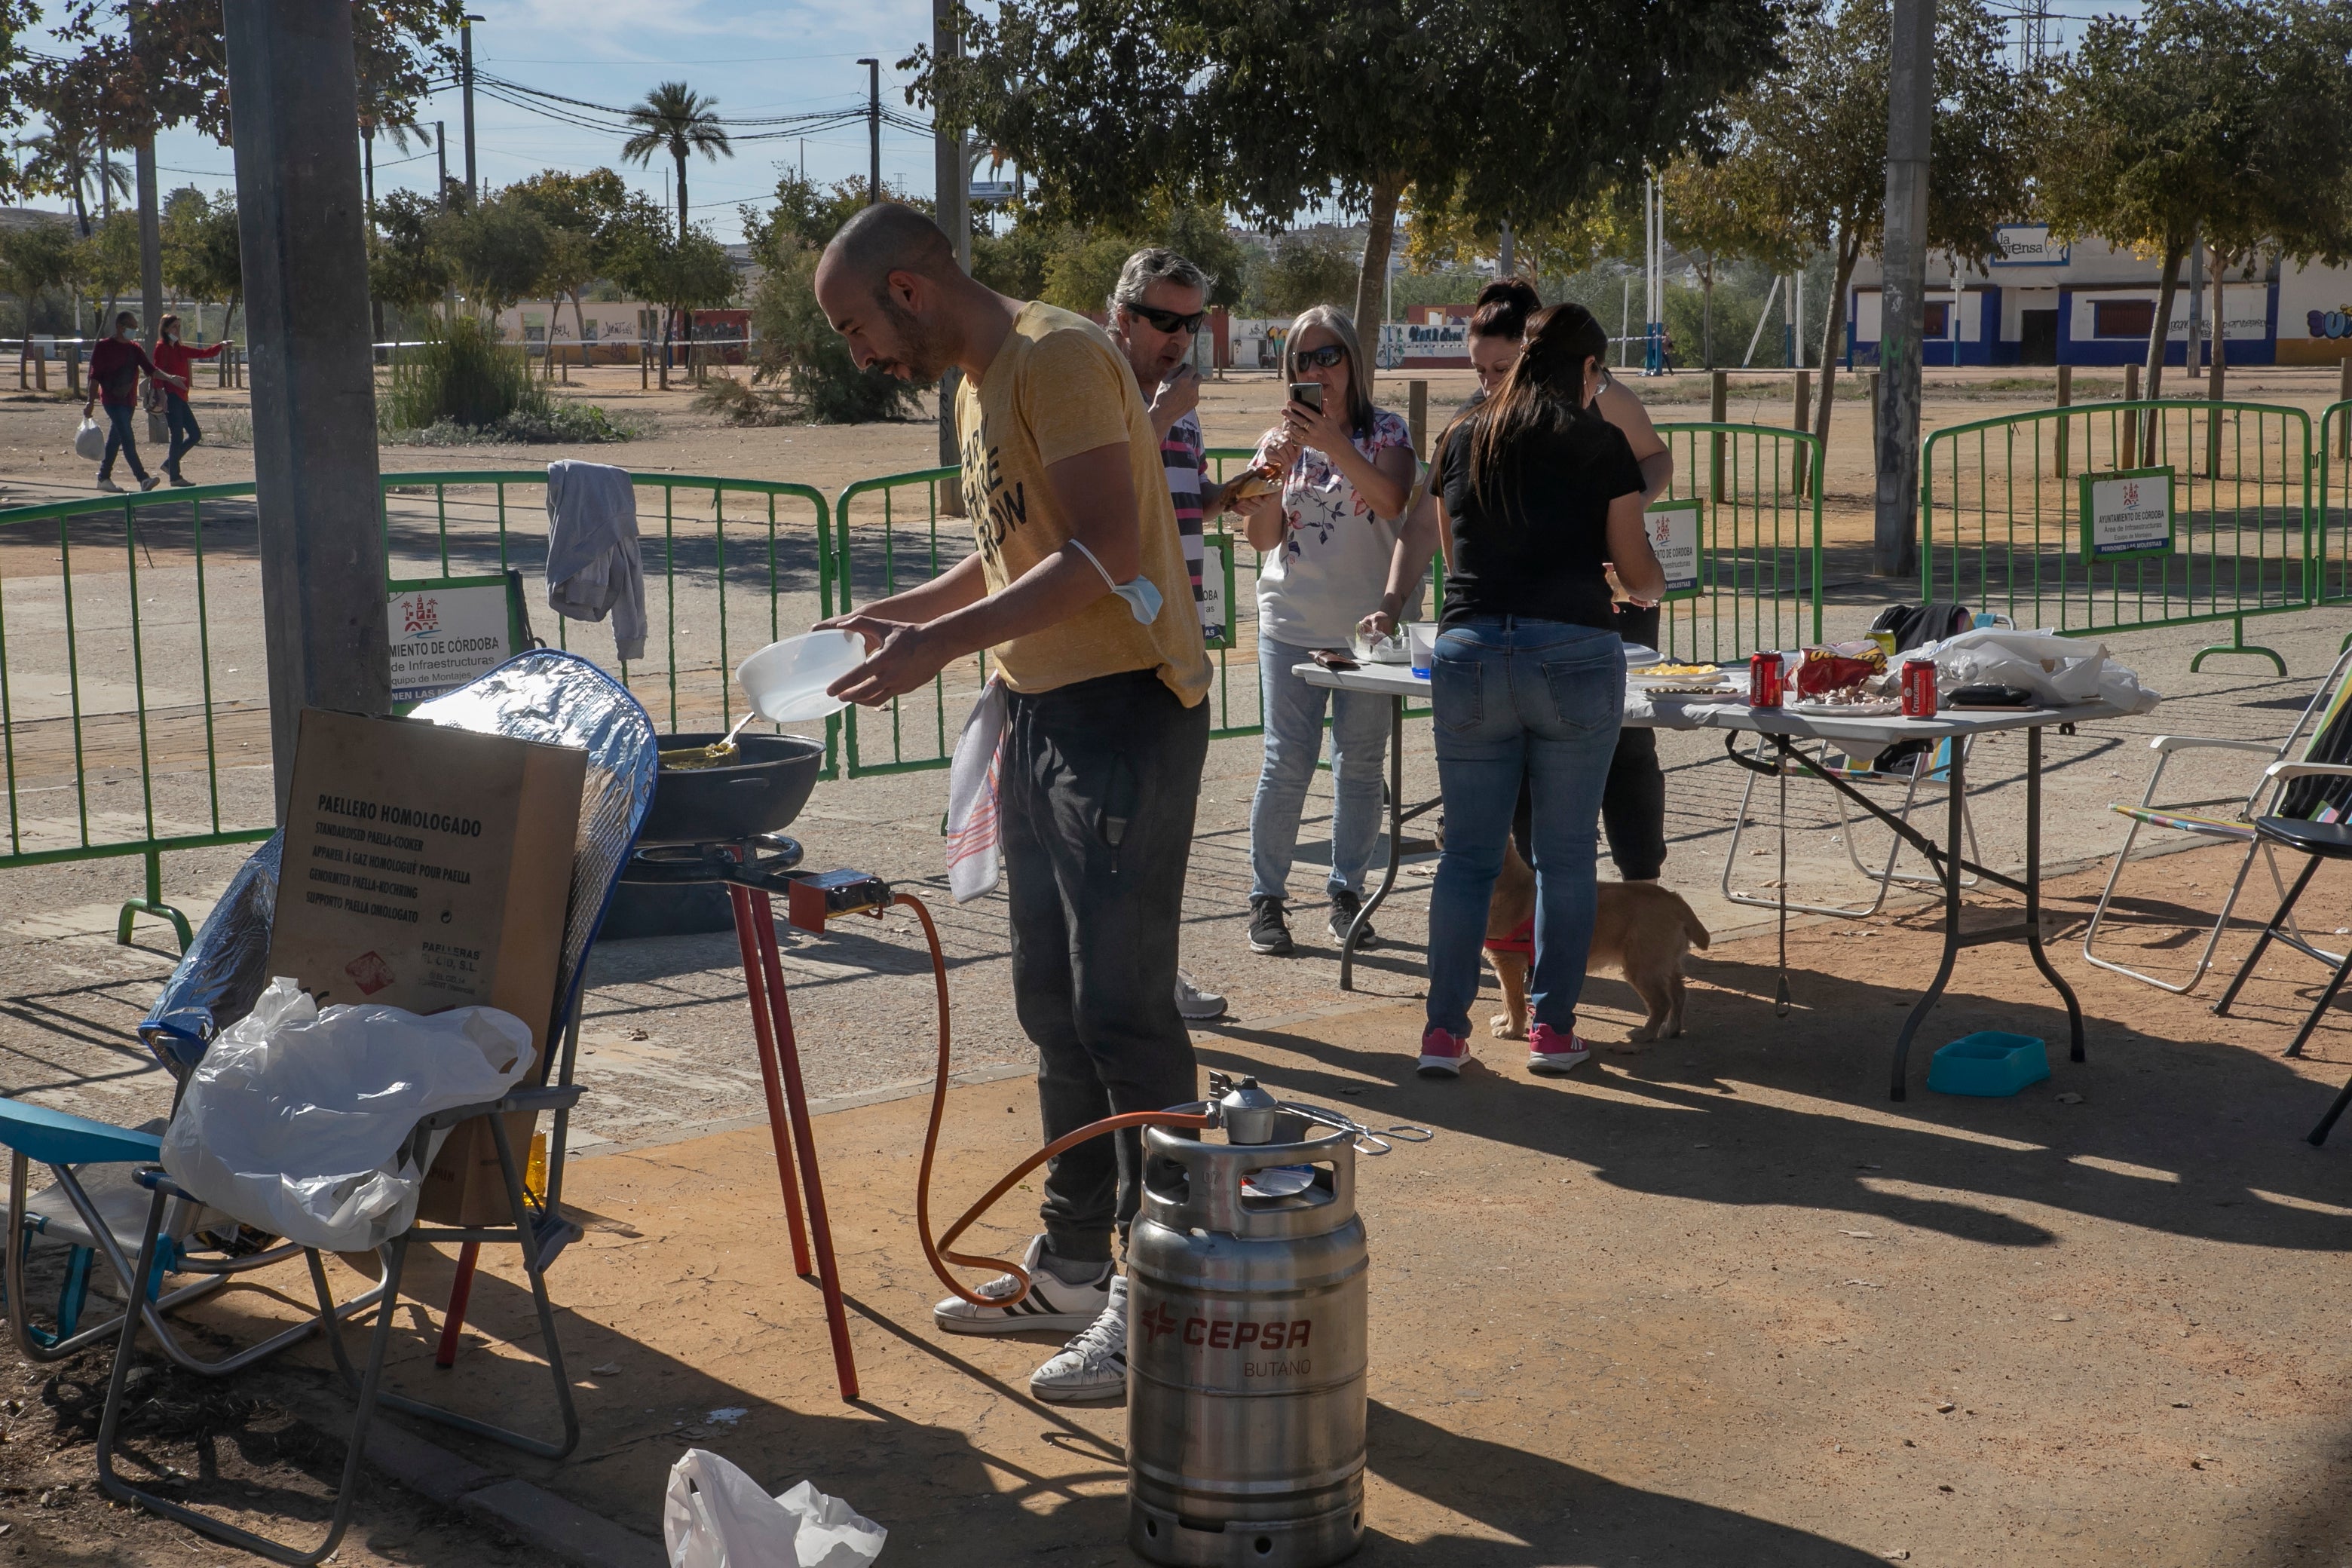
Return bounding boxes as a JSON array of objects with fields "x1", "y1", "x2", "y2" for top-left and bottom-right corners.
[{"x1": 1483, "y1": 839, "x2": 1710, "y2": 1043}]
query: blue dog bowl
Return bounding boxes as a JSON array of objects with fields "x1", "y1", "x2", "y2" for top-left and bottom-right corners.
[{"x1": 1926, "y1": 1031, "x2": 2050, "y2": 1097}]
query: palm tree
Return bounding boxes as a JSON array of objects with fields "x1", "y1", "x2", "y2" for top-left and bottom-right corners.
[
  {"x1": 620, "y1": 81, "x2": 732, "y2": 242},
  {"x1": 620, "y1": 82, "x2": 731, "y2": 378},
  {"x1": 20, "y1": 123, "x2": 130, "y2": 237}
]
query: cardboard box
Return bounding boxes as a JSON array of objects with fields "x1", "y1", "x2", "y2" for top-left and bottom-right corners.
[{"x1": 267, "y1": 709, "x2": 586, "y2": 1226}]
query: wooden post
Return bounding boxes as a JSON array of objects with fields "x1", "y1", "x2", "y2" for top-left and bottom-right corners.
[
  {"x1": 1791, "y1": 369, "x2": 1812, "y2": 495},
  {"x1": 1710, "y1": 369, "x2": 1727, "y2": 501},
  {"x1": 1407, "y1": 378, "x2": 1428, "y2": 461},
  {"x1": 2124, "y1": 362, "x2": 2141, "y2": 468},
  {"x1": 2055, "y1": 364, "x2": 2072, "y2": 479},
  {"x1": 33, "y1": 348, "x2": 45, "y2": 392}
]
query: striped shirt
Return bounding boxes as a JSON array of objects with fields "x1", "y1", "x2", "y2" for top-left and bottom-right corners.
[{"x1": 1162, "y1": 411, "x2": 1209, "y2": 629}]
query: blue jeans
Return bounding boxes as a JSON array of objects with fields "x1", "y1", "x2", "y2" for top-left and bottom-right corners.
[
  {"x1": 1251, "y1": 635, "x2": 1389, "y2": 901},
  {"x1": 164, "y1": 397, "x2": 201, "y2": 478},
  {"x1": 99, "y1": 403, "x2": 147, "y2": 482},
  {"x1": 1426, "y1": 617, "x2": 1624, "y2": 1038}
]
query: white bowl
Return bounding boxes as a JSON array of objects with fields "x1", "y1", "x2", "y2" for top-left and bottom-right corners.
[{"x1": 736, "y1": 629, "x2": 868, "y2": 723}]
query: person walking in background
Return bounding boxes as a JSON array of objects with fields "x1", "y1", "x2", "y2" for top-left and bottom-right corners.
[
  {"x1": 1416, "y1": 303, "x2": 1663, "y2": 1080},
  {"x1": 1107, "y1": 246, "x2": 1227, "y2": 1022},
  {"x1": 150, "y1": 314, "x2": 225, "y2": 488},
  {"x1": 811, "y1": 203, "x2": 1212, "y2": 1405},
  {"x1": 83, "y1": 311, "x2": 178, "y2": 493},
  {"x1": 1228, "y1": 306, "x2": 1415, "y2": 957}
]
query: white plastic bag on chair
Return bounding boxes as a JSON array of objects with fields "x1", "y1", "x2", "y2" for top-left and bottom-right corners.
[
  {"x1": 73, "y1": 416, "x2": 104, "y2": 461},
  {"x1": 159, "y1": 977, "x2": 535, "y2": 1252},
  {"x1": 664, "y1": 1448, "x2": 887, "y2": 1568},
  {"x1": 1928, "y1": 626, "x2": 2156, "y2": 712}
]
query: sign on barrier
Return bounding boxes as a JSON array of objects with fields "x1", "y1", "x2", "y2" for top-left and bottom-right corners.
[
  {"x1": 387, "y1": 572, "x2": 530, "y2": 706},
  {"x1": 2078, "y1": 467, "x2": 2175, "y2": 562},
  {"x1": 1643, "y1": 498, "x2": 1704, "y2": 601},
  {"x1": 1199, "y1": 531, "x2": 1237, "y2": 650}
]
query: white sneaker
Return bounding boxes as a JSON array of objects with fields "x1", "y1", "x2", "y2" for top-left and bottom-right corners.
[
  {"x1": 1174, "y1": 969, "x2": 1227, "y2": 1021},
  {"x1": 1030, "y1": 1276, "x2": 1129, "y2": 1404},
  {"x1": 933, "y1": 1233, "x2": 1110, "y2": 1336},
  {"x1": 95, "y1": 476, "x2": 124, "y2": 493}
]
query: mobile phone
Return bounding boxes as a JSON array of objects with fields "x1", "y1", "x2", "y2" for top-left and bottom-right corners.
[{"x1": 1288, "y1": 381, "x2": 1322, "y2": 412}]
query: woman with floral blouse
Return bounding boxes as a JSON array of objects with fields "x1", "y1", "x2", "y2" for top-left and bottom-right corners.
[{"x1": 1227, "y1": 305, "x2": 1416, "y2": 957}]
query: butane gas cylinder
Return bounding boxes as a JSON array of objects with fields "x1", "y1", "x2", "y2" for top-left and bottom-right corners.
[{"x1": 1126, "y1": 1077, "x2": 1368, "y2": 1567}]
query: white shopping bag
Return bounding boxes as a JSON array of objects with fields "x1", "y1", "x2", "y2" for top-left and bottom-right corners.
[
  {"x1": 159, "y1": 977, "x2": 535, "y2": 1252},
  {"x1": 944, "y1": 678, "x2": 1008, "y2": 903},
  {"x1": 73, "y1": 417, "x2": 104, "y2": 461},
  {"x1": 663, "y1": 1448, "x2": 887, "y2": 1568},
  {"x1": 1928, "y1": 626, "x2": 2157, "y2": 713}
]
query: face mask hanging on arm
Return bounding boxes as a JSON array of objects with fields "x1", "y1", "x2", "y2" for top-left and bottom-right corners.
[{"x1": 1066, "y1": 538, "x2": 1163, "y2": 625}]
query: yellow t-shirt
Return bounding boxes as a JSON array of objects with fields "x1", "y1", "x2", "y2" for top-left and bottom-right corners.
[{"x1": 955, "y1": 301, "x2": 1212, "y2": 706}]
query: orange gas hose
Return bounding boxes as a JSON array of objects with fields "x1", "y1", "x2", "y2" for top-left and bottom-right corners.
[{"x1": 890, "y1": 893, "x2": 1215, "y2": 1308}]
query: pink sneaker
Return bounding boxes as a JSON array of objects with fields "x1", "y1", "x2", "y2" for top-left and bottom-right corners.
[
  {"x1": 1416, "y1": 1026, "x2": 1471, "y2": 1078},
  {"x1": 1527, "y1": 1023, "x2": 1591, "y2": 1076}
]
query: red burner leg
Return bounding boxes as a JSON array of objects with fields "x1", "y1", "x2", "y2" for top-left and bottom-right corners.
[{"x1": 729, "y1": 885, "x2": 811, "y2": 1275}]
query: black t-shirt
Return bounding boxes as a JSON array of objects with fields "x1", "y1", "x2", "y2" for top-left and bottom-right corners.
[{"x1": 1437, "y1": 407, "x2": 1645, "y2": 631}]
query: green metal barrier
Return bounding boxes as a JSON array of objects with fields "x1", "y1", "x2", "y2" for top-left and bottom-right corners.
[
  {"x1": 0, "y1": 469, "x2": 832, "y2": 949},
  {"x1": 831, "y1": 452, "x2": 1278, "y2": 778},
  {"x1": 2317, "y1": 400, "x2": 2352, "y2": 647},
  {"x1": 1651, "y1": 421, "x2": 1825, "y2": 659},
  {"x1": 1920, "y1": 399, "x2": 2313, "y2": 674}
]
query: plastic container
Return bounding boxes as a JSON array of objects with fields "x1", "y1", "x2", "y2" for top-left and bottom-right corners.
[
  {"x1": 735, "y1": 629, "x2": 866, "y2": 723},
  {"x1": 1926, "y1": 1031, "x2": 2050, "y2": 1097},
  {"x1": 1405, "y1": 622, "x2": 1438, "y2": 678}
]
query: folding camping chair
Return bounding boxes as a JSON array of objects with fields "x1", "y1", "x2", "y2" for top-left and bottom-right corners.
[
  {"x1": 1720, "y1": 734, "x2": 1981, "y2": 919},
  {"x1": 86, "y1": 651, "x2": 657, "y2": 1565},
  {"x1": 2082, "y1": 644, "x2": 2352, "y2": 996}
]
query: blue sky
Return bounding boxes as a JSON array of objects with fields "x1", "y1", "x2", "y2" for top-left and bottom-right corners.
[{"x1": 23, "y1": 0, "x2": 948, "y2": 243}]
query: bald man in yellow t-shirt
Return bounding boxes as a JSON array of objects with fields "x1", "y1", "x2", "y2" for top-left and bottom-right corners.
[{"x1": 815, "y1": 204, "x2": 1211, "y2": 1406}]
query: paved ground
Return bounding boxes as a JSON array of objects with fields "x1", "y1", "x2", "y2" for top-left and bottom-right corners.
[{"x1": 8, "y1": 838, "x2": 2350, "y2": 1566}]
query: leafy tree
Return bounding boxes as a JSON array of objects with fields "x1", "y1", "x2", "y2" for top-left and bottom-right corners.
[
  {"x1": 1402, "y1": 182, "x2": 1637, "y2": 285},
  {"x1": 603, "y1": 197, "x2": 737, "y2": 388},
  {"x1": 0, "y1": 218, "x2": 75, "y2": 384},
  {"x1": 84, "y1": 208, "x2": 139, "y2": 330},
  {"x1": 1254, "y1": 231, "x2": 1361, "y2": 318},
  {"x1": 161, "y1": 187, "x2": 240, "y2": 338},
  {"x1": 620, "y1": 81, "x2": 733, "y2": 242},
  {"x1": 0, "y1": 0, "x2": 35, "y2": 201},
  {"x1": 748, "y1": 245, "x2": 926, "y2": 423},
  {"x1": 438, "y1": 190, "x2": 553, "y2": 320},
  {"x1": 508, "y1": 167, "x2": 629, "y2": 374},
  {"x1": 33, "y1": 0, "x2": 459, "y2": 147},
  {"x1": 1710, "y1": 0, "x2": 2031, "y2": 473},
  {"x1": 915, "y1": 0, "x2": 1791, "y2": 372},
  {"x1": 2041, "y1": 0, "x2": 2352, "y2": 401},
  {"x1": 19, "y1": 118, "x2": 129, "y2": 236},
  {"x1": 1661, "y1": 154, "x2": 1804, "y2": 369},
  {"x1": 370, "y1": 188, "x2": 452, "y2": 316}
]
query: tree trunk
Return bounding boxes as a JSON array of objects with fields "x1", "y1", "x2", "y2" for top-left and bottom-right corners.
[
  {"x1": 1352, "y1": 173, "x2": 1405, "y2": 391},
  {"x1": 1701, "y1": 256, "x2": 1714, "y2": 369},
  {"x1": 2144, "y1": 237, "x2": 2184, "y2": 411},
  {"x1": 675, "y1": 149, "x2": 690, "y2": 240},
  {"x1": 1808, "y1": 236, "x2": 1862, "y2": 495},
  {"x1": 574, "y1": 290, "x2": 592, "y2": 379}
]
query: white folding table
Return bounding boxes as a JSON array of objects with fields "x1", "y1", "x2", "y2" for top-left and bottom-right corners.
[{"x1": 1293, "y1": 657, "x2": 2134, "y2": 1100}]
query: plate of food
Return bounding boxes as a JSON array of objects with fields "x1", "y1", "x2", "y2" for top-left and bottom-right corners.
[
  {"x1": 1788, "y1": 698, "x2": 1903, "y2": 716},
  {"x1": 1630, "y1": 662, "x2": 1728, "y2": 688},
  {"x1": 1643, "y1": 683, "x2": 1740, "y2": 698},
  {"x1": 1214, "y1": 461, "x2": 1283, "y2": 514}
]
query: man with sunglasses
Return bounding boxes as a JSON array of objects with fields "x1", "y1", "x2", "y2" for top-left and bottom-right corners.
[
  {"x1": 813, "y1": 204, "x2": 1213, "y2": 1407},
  {"x1": 1107, "y1": 249, "x2": 1228, "y2": 1026}
]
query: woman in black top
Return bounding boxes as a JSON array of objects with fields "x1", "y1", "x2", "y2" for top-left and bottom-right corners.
[{"x1": 1410, "y1": 303, "x2": 1663, "y2": 1080}]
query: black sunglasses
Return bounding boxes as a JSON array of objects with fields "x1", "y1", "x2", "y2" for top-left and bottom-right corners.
[
  {"x1": 1128, "y1": 303, "x2": 1207, "y2": 335},
  {"x1": 1294, "y1": 344, "x2": 1346, "y2": 369}
]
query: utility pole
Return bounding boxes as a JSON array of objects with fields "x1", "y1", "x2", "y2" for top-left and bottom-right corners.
[
  {"x1": 224, "y1": 0, "x2": 391, "y2": 812},
  {"x1": 1873, "y1": 0, "x2": 1934, "y2": 577},
  {"x1": 436, "y1": 121, "x2": 449, "y2": 208},
  {"x1": 461, "y1": 13, "x2": 483, "y2": 204},
  {"x1": 136, "y1": 136, "x2": 163, "y2": 441},
  {"x1": 859, "y1": 57, "x2": 881, "y2": 204},
  {"x1": 930, "y1": 5, "x2": 970, "y2": 476}
]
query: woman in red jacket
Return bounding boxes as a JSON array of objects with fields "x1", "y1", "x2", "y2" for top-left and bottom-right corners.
[{"x1": 151, "y1": 315, "x2": 225, "y2": 487}]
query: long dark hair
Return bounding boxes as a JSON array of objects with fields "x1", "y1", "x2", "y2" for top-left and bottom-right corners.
[
  {"x1": 1465, "y1": 303, "x2": 1610, "y2": 519},
  {"x1": 1468, "y1": 278, "x2": 1541, "y2": 342}
]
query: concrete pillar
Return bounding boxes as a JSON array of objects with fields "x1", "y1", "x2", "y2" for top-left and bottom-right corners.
[
  {"x1": 933, "y1": 0, "x2": 971, "y2": 492},
  {"x1": 1872, "y1": 0, "x2": 1934, "y2": 577},
  {"x1": 225, "y1": 0, "x2": 392, "y2": 816}
]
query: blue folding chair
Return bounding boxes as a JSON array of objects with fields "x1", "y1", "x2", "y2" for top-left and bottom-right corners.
[{"x1": 67, "y1": 651, "x2": 656, "y2": 1566}]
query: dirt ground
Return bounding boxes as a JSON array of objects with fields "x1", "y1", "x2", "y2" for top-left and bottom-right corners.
[{"x1": 5, "y1": 838, "x2": 2351, "y2": 1566}]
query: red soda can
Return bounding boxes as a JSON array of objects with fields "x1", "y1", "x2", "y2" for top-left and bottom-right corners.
[
  {"x1": 1747, "y1": 651, "x2": 1783, "y2": 709},
  {"x1": 1901, "y1": 658, "x2": 1938, "y2": 718}
]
